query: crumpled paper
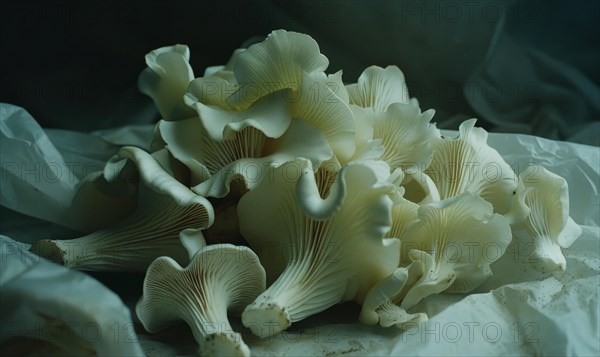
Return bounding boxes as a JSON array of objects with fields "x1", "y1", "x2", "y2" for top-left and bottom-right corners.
[
  {"x1": 0, "y1": 104, "x2": 153, "y2": 232},
  {"x1": 1, "y1": 103, "x2": 598, "y2": 356},
  {"x1": 0, "y1": 235, "x2": 145, "y2": 356}
]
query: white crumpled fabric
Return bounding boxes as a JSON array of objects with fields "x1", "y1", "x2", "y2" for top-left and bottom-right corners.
[
  {"x1": 0, "y1": 236, "x2": 145, "y2": 356},
  {"x1": 0, "y1": 104, "x2": 152, "y2": 232},
  {"x1": 1, "y1": 102, "x2": 598, "y2": 356}
]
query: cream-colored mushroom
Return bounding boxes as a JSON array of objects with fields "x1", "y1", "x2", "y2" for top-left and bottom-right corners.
[
  {"x1": 136, "y1": 244, "x2": 266, "y2": 357},
  {"x1": 159, "y1": 118, "x2": 333, "y2": 198},
  {"x1": 346, "y1": 65, "x2": 410, "y2": 111},
  {"x1": 138, "y1": 44, "x2": 196, "y2": 121},
  {"x1": 228, "y1": 29, "x2": 329, "y2": 109},
  {"x1": 30, "y1": 147, "x2": 214, "y2": 272},
  {"x1": 359, "y1": 261, "x2": 428, "y2": 329},
  {"x1": 238, "y1": 159, "x2": 400, "y2": 338},
  {"x1": 425, "y1": 119, "x2": 518, "y2": 214},
  {"x1": 400, "y1": 193, "x2": 512, "y2": 304},
  {"x1": 512, "y1": 165, "x2": 582, "y2": 273}
]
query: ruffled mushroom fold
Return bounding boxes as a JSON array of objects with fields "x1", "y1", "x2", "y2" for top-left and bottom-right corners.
[
  {"x1": 136, "y1": 244, "x2": 266, "y2": 357},
  {"x1": 425, "y1": 119, "x2": 518, "y2": 214},
  {"x1": 138, "y1": 44, "x2": 196, "y2": 121},
  {"x1": 511, "y1": 165, "x2": 582, "y2": 273},
  {"x1": 31, "y1": 147, "x2": 214, "y2": 272},
  {"x1": 238, "y1": 159, "x2": 400, "y2": 337}
]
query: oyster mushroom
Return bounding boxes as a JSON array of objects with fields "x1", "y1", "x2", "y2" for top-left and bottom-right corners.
[
  {"x1": 238, "y1": 159, "x2": 400, "y2": 338},
  {"x1": 400, "y1": 193, "x2": 512, "y2": 304},
  {"x1": 138, "y1": 44, "x2": 196, "y2": 121},
  {"x1": 425, "y1": 119, "x2": 518, "y2": 214},
  {"x1": 512, "y1": 165, "x2": 582, "y2": 273},
  {"x1": 359, "y1": 261, "x2": 428, "y2": 329},
  {"x1": 346, "y1": 65, "x2": 410, "y2": 111},
  {"x1": 30, "y1": 147, "x2": 214, "y2": 272},
  {"x1": 136, "y1": 244, "x2": 266, "y2": 357},
  {"x1": 228, "y1": 29, "x2": 329, "y2": 109}
]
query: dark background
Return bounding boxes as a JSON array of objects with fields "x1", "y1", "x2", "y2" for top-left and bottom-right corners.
[{"x1": 1, "y1": 0, "x2": 598, "y2": 143}]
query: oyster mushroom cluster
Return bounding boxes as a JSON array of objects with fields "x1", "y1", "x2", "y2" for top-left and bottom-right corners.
[{"x1": 29, "y1": 29, "x2": 582, "y2": 355}]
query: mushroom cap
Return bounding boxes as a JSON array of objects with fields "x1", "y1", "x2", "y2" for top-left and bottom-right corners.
[
  {"x1": 425, "y1": 119, "x2": 518, "y2": 214},
  {"x1": 136, "y1": 244, "x2": 266, "y2": 334}
]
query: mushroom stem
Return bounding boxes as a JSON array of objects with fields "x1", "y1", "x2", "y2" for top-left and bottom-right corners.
[
  {"x1": 200, "y1": 332, "x2": 250, "y2": 357},
  {"x1": 241, "y1": 300, "x2": 291, "y2": 339},
  {"x1": 529, "y1": 234, "x2": 567, "y2": 273},
  {"x1": 241, "y1": 257, "x2": 346, "y2": 338},
  {"x1": 181, "y1": 300, "x2": 250, "y2": 357}
]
